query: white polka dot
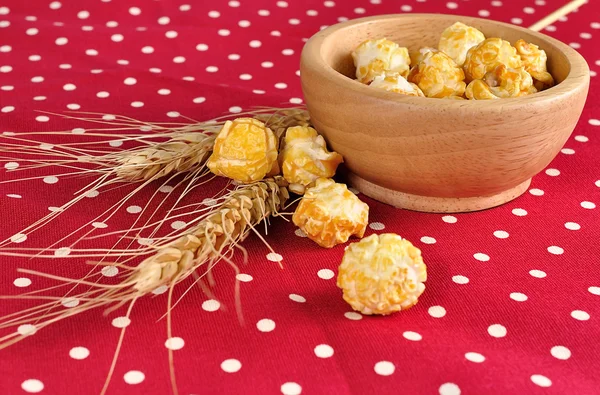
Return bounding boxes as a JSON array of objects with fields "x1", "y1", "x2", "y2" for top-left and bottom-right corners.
[
  {"x1": 267, "y1": 252, "x2": 283, "y2": 262},
  {"x1": 239, "y1": 73, "x2": 252, "y2": 80},
  {"x1": 180, "y1": 4, "x2": 191, "y2": 11},
  {"x1": 280, "y1": 382, "x2": 302, "y2": 395},
  {"x1": 588, "y1": 119, "x2": 599, "y2": 125},
  {"x1": 529, "y1": 188, "x2": 544, "y2": 196},
  {"x1": 288, "y1": 293, "x2": 306, "y2": 303},
  {"x1": 106, "y1": 21, "x2": 118, "y2": 27},
  {"x1": 167, "y1": 111, "x2": 180, "y2": 118},
  {"x1": 428, "y1": 306, "x2": 446, "y2": 318},
  {"x1": 271, "y1": 30, "x2": 282, "y2": 36},
  {"x1": 67, "y1": 103, "x2": 81, "y2": 110},
  {"x1": 171, "y1": 221, "x2": 186, "y2": 230},
  {"x1": 446, "y1": 2, "x2": 458, "y2": 9},
  {"x1": 550, "y1": 345, "x2": 571, "y2": 360},
  {"x1": 575, "y1": 135, "x2": 589, "y2": 142},
  {"x1": 439, "y1": 383, "x2": 461, "y2": 395},
  {"x1": 588, "y1": 286, "x2": 600, "y2": 295},
  {"x1": 275, "y1": 82, "x2": 288, "y2": 89},
  {"x1": 487, "y1": 324, "x2": 507, "y2": 338},
  {"x1": 442, "y1": 215, "x2": 457, "y2": 223},
  {"x1": 157, "y1": 16, "x2": 170, "y2": 25},
  {"x1": 531, "y1": 375, "x2": 552, "y2": 388},
  {"x1": 218, "y1": 29, "x2": 230, "y2": 36},
  {"x1": 21, "y1": 379, "x2": 44, "y2": 393},
  {"x1": 421, "y1": 236, "x2": 436, "y2": 244},
  {"x1": 258, "y1": 9, "x2": 270, "y2": 16},
  {"x1": 235, "y1": 273, "x2": 253, "y2": 282},
  {"x1": 0, "y1": 21, "x2": 8, "y2": 28},
  {"x1": 277, "y1": 1, "x2": 288, "y2": 7},
  {"x1": 369, "y1": 222, "x2": 385, "y2": 230},
  {"x1": 229, "y1": 1, "x2": 240, "y2": 7},
  {"x1": 403, "y1": 331, "x2": 422, "y2": 341},
  {"x1": 109, "y1": 140, "x2": 123, "y2": 148},
  {"x1": 535, "y1": 0, "x2": 546, "y2": 4},
  {"x1": 510, "y1": 292, "x2": 528, "y2": 302},
  {"x1": 13, "y1": 277, "x2": 31, "y2": 287},
  {"x1": 49, "y1": 1, "x2": 62, "y2": 9},
  {"x1": 85, "y1": 48, "x2": 98, "y2": 56},
  {"x1": 344, "y1": 311, "x2": 362, "y2": 320},
  {"x1": 282, "y1": 49, "x2": 294, "y2": 55},
  {"x1": 354, "y1": 7, "x2": 365, "y2": 14},
  {"x1": 173, "y1": 56, "x2": 186, "y2": 63},
  {"x1": 33, "y1": 96, "x2": 46, "y2": 101},
  {"x1": 570, "y1": 42, "x2": 581, "y2": 49},
  {"x1": 202, "y1": 299, "x2": 220, "y2": 312},
  {"x1": 141, "y1": 46, "x2": 154, "y2": 54},
  {"x1": 512, "y1": 208, "x2": 527, "y2": 216},
  {"x1": 453, "y1": 275, "x2": 469, "y2": 284},
  {"x1": 581, "y1": 201, "x2": 596, "y2": 209},
  {"x1": 77, "y1": 10, "x2": 90, "y2": 19},
  {"x1": 207, "y1": 10, "x2": 220, "y2": 18},
  {"x1": 571, "y1": 310, "x2": 590, "y2": 321},
  {"x1": 289, "y1": 18, "x2": 300, "y2": 25},
  {"x1": 7, "y1": 194, "x2": 21, "y2": 198},
  {"x1": 374, "y1": 361, "x2": 395, "y2": 376},
  {"x1": 289, "y1": 98, "x2": 303, "y2": 104},
  {"x1": 401, "y1": 5, "x2": 412, "y2": 12},
  {"x1": 25, "y1": 27, "x2": 39, "y2": 36},
  {"x1": 581, "y1": 32, "x2": 592, "y2": 40},
  {"x1": 122, "y1": 77, "x2": 137, "y2": 86},
  {"x1": 155, "y1": 89, "x2": 171, "y2": 96},
  {"x1": 206, "y1": 66, "x2": 218, "y2": 73},
  {"x1": 55, "y1": 37, "x2": 68, "y2": 45},
  {"x1": 37, "y1": 115, "x2": 51, "y2": 123},
  {"x1": 39, "y1": 143, "x2": 53, "y2": 151},
  {"x1": 228, "y1": 106, "x2": 243, "y2": 114},
  {"x1": 91, "y1": 69, "x2": 103, "y2": 74},
  {"x1": 150, "y1": 68, "x2": 162, "y2": 73},
  {"x1": 313, "y1": 344, "x2": 334, "y2": 358},
  {"x1": 478, "y1": 9, "x2": 490, "y2": 17},
  {"x1": 317, "y1": 269, "x2": 334, "y2": 280},
  {"x1": 9, "y1": 232, "x2": 27, "y2": 244},
  {"x1": 493, "y1": 230, "x2": 509, "y2": 239},
  {"x1": 112, "y1": 316, "x2": 130, "y2": 328},
  {"x1": 228, "y1": 54, "x2": 241, "y2": 60},
  {"x1": 561, "y1": 148, "x2": 575, "y2": 155},
  {"x1": 257, "y1": 318, "x2": 275, "y2": 332},
  {"x1": 237, "y1": 20, "x2": 251, "y2": 28},
  {"x1": 31, "y1": 76, "x2": 45, "y2": 83},
  {"x1": 545, "y1": 25, "x2": 557, "y2": 32},
  {"x1": 0, "y1": 65, "x2": 12, "y2": 73},
  {"x1": 529, "y1": 269, "x2": 546, "y2": 278},
  {"x1": 192, "y1": 97, "x2": 206, "y2": 104},
  {"x1": 294, "y1": 228, "x2": 307, "y2": 238},
  {"x1": 111, "y1": 33, "x2": 124, "y2": 42},
  {"x1": 101, "y1": 266, "x2": 118, "y2": 277},
  {"x1": 324, "y1": 1, "x2": 336, "y2": 7},
  {"x1": 512, "y1": 17, "x2": 523, "y2": 25},
  {"x1": 123, "y1": 371, "x2": 145, "y2": 385},
  {"x1": 307, "y1": 9, "x2": 318, "y2": 16},
  {"x1": 61, "y1": 297, "x2": 79, "y2": 308},
  {"x1": 253, "y1": 89, "x2": 265, "y2": 94},
  {"x1": 43, "y1": 175, "x2": 58, "y2": 184},
  {"x1": 545, "y1": 168, "x2": 560, "y2": 176},
  {"x1": 130, "y1": 101, "x2": 144, "y2": 108},
  {"x1": 86, "y1": 190, "x2": 99, "y2": 197},
  {"x1": 261, "y1": 61, "x2": 274, "y2": 68},
  {"x1": 69, "y1": 346, "x2": 90, "y2": 360},
  {"x1": 1, "y1": 85, "x2": 13, "y2": 91},
  {"x1": 63, "y1": 83, "x2": 76, "y2": 91},
  {"x1": 202, "y1": 198, "x2": 219, "y2": 206},
  {"x1": 164, "y1": 337, "x2": 185, "y2": 350},
  {"x1": 592, "y1": 22, "x2": 600, "y2": 29},
  {"x1": 164, "y1": 30, "x2": 178, "y2": 38},
  {"x1": 523, "y1": 6, "x2": 535, "y2": 14},
  {"x1": 1, "y1": 106, "x2": 14, "y2": 113},
  {"x1": 474, "y1": 253, "x2": 490, "y2": 262},
  {"x1": 465, "y1": 352, "x2": 485, "y2": 363},
  {"x1": 220, "y1": 358, "x2": 241, "y2": 373},
  {"x1": 18, "y1": 324, "x2": 37, "y2": 336},
  {"x1": 250, "y1": 40, "x2": 262, "y2": 48},
  {"x1": 152, "y1": 285, "x2": 168, "y2": 295},
  {"x1": 547, "y1": 246, "x2": 564, "y2": 255}
]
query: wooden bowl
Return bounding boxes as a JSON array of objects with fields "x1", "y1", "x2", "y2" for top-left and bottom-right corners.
[{"x1": 300, "y1": 14, "x2": 589, "y2": 213}]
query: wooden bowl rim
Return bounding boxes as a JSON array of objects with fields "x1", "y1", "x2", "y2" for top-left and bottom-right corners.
[{"x1": 301, "y1": 13, "x2": 590, "y2": 107}]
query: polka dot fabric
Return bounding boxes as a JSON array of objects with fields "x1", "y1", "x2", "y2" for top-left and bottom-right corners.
[{"x1": 1, "y1": 1, "x2": 600, "y2": 394}]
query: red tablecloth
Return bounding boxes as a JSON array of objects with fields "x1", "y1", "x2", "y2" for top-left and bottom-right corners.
[{"x1": 1, "y1": 1, "x2": 599, "y2": 394}]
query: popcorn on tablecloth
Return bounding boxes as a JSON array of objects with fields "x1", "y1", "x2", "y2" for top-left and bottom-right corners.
[
  {"x1": 207, "y1": 118, "x2": 279, "y2": 183},
  {"x1": 463, "y1": 38, "x2": 522, "y2": 82},
  {"x1": 351, "y1": 38, "x2": 411, "y2": 84},
  {"x1": 514, "y1": 39, "x2": 555, "y2": 91},
  {"x1": 337, "y1": 233, "x2": 427, "y2": 315},
  {"x1": 369, "y1": 72, "x2": 425, "y2": 96},
  {"x1": 438, "y1": 22, "x2": 486, "y2": 66},
  {"x1": 408, "y1": 50, "x2": 466, "y2": 98},
  {"x1": 292, "y1": 178, "x2": 369, "y2": 248},
  {"x1": 280, "y1": 126, "x2": 344, "y2": 194}
]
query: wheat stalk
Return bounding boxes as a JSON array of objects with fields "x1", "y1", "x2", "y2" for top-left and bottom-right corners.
[{"x1": 0, "y1": 176, "x2": 290, "y2": 394}]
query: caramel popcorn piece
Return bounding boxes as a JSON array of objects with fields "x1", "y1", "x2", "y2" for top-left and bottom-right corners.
[
  {"x1": 407, "y1": 50, "x2": 466, "y2": 98},
  {"x1": 352, "y1": 38, "x2": 411, "y2": 84},
  {"x1": 514, "y1": 39, "x2": 555, "y2": 91},
  {"x1": 336, "y1": 233, "x2": 427, "y2": 315},
  {"x1": 438, "y1": 22, "x2": 486, "y2": 66},
  {"x1": 463, "y1": 38, "x2": 522, "y2": 82},
  {"x1": 369, "y1": 72, "x2": 425, "y2": 97},
  {"x1": 280, "y1": 126, "x2": 344, "y2": 194},
  {"x1": 466, "y1": 64, "x2": 536, "y2": 100},
  {"x1": 207, "y1": 118, "x2": 279, "y2": 183},
  {"x1": 410, "y1": 47, "x2": 438, "y2": 67},
  {"x1": 292, "y1": 178, "x2": 369, "y2": 248}
]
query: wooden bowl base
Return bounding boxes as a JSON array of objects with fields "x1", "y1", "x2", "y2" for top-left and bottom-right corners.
[{"x1": 347, "y1": 173, "x2": 532, "y2": 213}]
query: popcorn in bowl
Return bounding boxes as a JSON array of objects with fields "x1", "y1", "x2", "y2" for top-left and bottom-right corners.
[
  {"x1": 514, "y1": 39, "x2": 555, "y2": 91},
  {"x1": 351, "y1": 38, "x2": 411, "y2": 84},
  {"x1": 466, "y1": 64, "x2": 536, "y2": 100},
  {"x1": 463, "y1": 37, "x2": 523, "y2": 82},
  {"x1": 407, "y1": 50, "x2": 466, "y2": 98},
  {"x1": 438, "y1": 21, "x2": 486, "y2": 67},
  {"x1": 369, "y1": 72, "x2": 425, "y2": 97}
]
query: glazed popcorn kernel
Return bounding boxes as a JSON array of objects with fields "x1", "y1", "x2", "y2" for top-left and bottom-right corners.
[
  {"x1": 292, "y1": 178, "x2": 369, "y2": 248},
  {"x1": 438, "y1": 21, "x2": 486, "y2": 66},
  {"x1": 370, "y1": 72, "x2": 425, "y2": 96},
  {"x1": 410, "y1": 47, "x2": 438, "y2": 67},
  {"x1": 336, "y1": 233, "x2": 427, "y2": 315},
  {"x1": 514, "y1": 39, "x2": 555, "y2": 90},
  {"x1": 351, "y1": 38, "x2": 411, "y2": 84},
  {"x1": 466, "y1": 64, "x2": 536, "y2": 100},
  {"x1": 407, "y1": 50, "x2": 466, "y2": 98},
  {"x1": 280, "y1": 126, "x2": 344, "y2": 194},
  {"x1": 207, "y1": 117, "x2": 279, "y2": 183},
  {"x1": 463, "y1": 38, "x2": 522, "y2": 82}
]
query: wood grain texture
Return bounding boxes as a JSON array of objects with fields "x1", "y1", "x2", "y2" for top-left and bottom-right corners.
[{"x1": 300, "y1": 14, "x2": 590, "y2": 213}]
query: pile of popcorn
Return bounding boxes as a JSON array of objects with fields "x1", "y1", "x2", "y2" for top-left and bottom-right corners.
[
  {"x1": 351, "y1": 22, "x2": 555, "y2": 100},
  {"x1": 207, "y1": 115, "x2": 427, "y2": 315}
]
